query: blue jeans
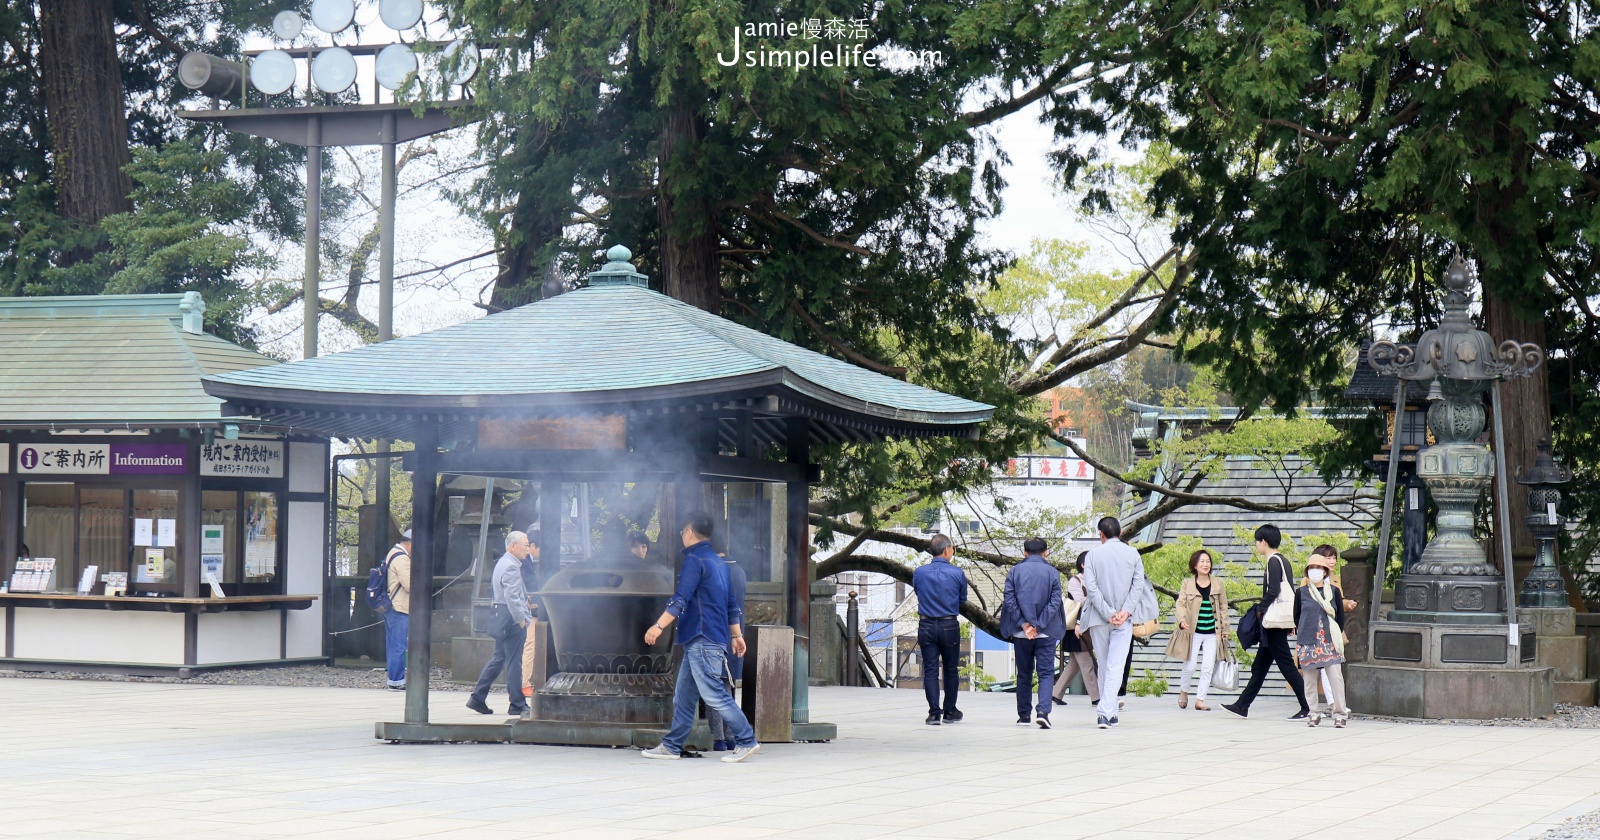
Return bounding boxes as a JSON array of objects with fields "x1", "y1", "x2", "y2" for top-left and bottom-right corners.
[
  {"x1": 663, "y1": 638, "x2": 755, "y2": 753},
  {"x1": 471, "y1": 608, "x2": 528, "y2": 712},
  {"x1": 383, "y1": 610, "x2": 408, "y2": 687},
  {"x1": 1013, "y1": 636, "x2": 1054, "y2": 720}
]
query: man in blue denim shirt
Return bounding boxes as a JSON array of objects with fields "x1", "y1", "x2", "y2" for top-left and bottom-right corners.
[
  {"x1": 640, "y1": 512, "x2": 759, "y2": 763},
  {"x1": 912, "y1": 533, "x2": 968, "y2": 726}
]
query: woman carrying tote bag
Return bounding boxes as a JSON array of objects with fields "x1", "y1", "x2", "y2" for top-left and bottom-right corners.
[
  {"x1": 1051, "y1": 552, "x2": 1101, "y2": 707},
  {"x1": 1165, "y1": 549, "x2": 1231, "y2": 710},
  {"x1": 1221, "y1": 524, "x2": 1311, "y2": 720}
]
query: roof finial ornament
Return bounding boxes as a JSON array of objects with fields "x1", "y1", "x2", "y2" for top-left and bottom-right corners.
[{"x1": 587, "y1": 243, "x2": 650, "y2": 288}]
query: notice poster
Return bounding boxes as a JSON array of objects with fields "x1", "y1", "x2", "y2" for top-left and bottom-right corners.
[
  {"x1": 202, "y1": 525, "x2": 225, "y2": 554},
  {"x1": 133, "y1": 518, "x2": 154, "y2": 546},
  {"x1": 156, "y1": 519, "x2": 177, "y2": 548},
  {"x1": 201, "y1": 554, "x2": 224, "y2": 579},
  {"x1": 143, "y1": 548, "x2": 165, "y2": 580},
  {"x1": 244, "y1": 542, "x2": 275, "y2": 579}
]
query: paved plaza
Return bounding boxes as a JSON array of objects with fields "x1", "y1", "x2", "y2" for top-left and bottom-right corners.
[{"x1": 4, "y1": 677, "x2": 1600, "y2": 839}]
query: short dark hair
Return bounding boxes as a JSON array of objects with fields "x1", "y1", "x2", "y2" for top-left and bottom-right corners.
[
  {"x1": 1313, "y1": 543, "x2": 1338, "y2": 559},
  {"x1": 1023, "y1": 536, "x2": 1048, "y2": 555},
  {"x1": 1188, "y1": 549, "x2": 1212, "y2": 575},
  {"x1": 928, "y1": 533, "x2": 953, "y2": 556},
  {"x1": 1076, "y1": 551, "x2": 1089, "y2": 573},
  {"x1": 1254, "y1": 523, "x2": 1282, "y2": 549},
  {"x1": 628, "y1": 529, "x2": 650, "y2": 548},
  {"x1": 527, "y1": 530, "x2": 545, "y2": 550},
  {"x1": 1097, "y1": 516, "x2": 1122, "y2": 539},
  {"x1": 684, "y1": 511, "x2": 714, "y2": 541}
]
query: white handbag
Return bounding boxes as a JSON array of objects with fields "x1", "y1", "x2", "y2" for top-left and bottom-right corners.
[
  {"x1": 1262, "y1": 554, "x2": 1297, "y2": 630},
  {"x1": 1211, "y1": 655, "x2": 1239, "y2": 691}
]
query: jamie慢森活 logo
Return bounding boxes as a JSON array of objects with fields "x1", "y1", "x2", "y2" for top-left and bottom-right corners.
[{"x1": 716, "y1": 18, "x2": 942, "y2": 72}]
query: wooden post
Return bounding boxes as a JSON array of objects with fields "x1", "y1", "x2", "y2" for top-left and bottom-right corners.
[
  {"x1": 740, "y1": 624, "x2": 794, "y2": 742},
  {"x1": 539, "y1": 477, "x2": 563, "y2": 580},
  {"x1": 403, "y1": 424, "x2": 437, "y2": 724},
  {"x1": 786, "y1": 416, "x2": 811, "y2": 724}
]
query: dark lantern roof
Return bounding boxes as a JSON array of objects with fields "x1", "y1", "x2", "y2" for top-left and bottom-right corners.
[{"x1": 1345, "y1": 341, "x2": 1431, "y2": 403}]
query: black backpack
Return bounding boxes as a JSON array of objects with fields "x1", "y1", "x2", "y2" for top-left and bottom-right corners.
[{"x1": 365, "y1": 547, "x2": 402, "y2": 613}]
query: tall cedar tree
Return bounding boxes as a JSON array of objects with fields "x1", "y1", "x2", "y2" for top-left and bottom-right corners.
[{"x1": 0, "y1": 0, "x2": 303, "y2": 341}]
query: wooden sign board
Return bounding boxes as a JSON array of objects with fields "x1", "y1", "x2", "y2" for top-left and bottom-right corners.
[{"x1": 477, "y1": 416, "x2": 627, "y2": 450}]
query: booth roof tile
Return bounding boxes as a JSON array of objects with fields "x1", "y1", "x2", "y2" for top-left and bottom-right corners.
[{"x1": 0, "y1": 315, "x2": 277, "y2": 425}]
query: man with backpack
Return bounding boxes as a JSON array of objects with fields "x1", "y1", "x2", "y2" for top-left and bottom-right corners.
[{"x1": 374, "y1": 530, "x2": 413, "y2": 691}]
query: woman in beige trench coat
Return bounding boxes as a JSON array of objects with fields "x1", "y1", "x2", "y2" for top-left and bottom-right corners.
[{"x1": 1164, "y1": 549, "x2": 1231, "y2": 710}]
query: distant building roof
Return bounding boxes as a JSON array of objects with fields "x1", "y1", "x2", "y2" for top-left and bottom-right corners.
[{"x1": 0, "y1": 293, "x2": 278, "y2": 428}]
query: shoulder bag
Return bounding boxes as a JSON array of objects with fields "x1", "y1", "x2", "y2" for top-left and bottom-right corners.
[
  {"x1": 1062, "y1": 597, "x2": 1082, "y2": 631},
  {"x1": 1262, "y1": 553, "x2": 1297, "y2": 630}
]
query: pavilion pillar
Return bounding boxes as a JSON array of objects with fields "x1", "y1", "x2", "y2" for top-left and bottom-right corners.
[
  {"x1": 404, "y1": 424, "x2": 438, "y2": 724},
  {"x1": 785, "y1": 417, "x2": 810, "y2": 725},
  {"x1": 539, "y1": 477, "x2": 563, "y2": 578}
]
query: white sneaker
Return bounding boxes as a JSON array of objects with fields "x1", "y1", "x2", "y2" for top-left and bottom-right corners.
[
  {"x1": 721, "y1": 743, "x2": 761, "y2": 763},
  {"x1": 640, "y1": 744, "x2": 680, "y2": 760}
]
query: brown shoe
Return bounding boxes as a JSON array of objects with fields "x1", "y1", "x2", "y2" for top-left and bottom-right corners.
[{"x1": 1195, "y1": 700, "x2": 1210, "y2": 711}]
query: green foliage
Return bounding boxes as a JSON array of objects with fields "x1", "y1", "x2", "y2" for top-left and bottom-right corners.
[
  {"x1": 1229, "y1": 524, "x2": 1354, "y2": 589},
  {"x1": 958, "y1": 658, "x2": 995, "y2": 692},
  {"x1": 1128, "y1": 668, "x2": 1168, "y2": 698}
]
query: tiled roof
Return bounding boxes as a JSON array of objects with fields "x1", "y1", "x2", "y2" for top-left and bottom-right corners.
[
  {"x1": 0, "y1": 295, "x2": 277, "y2": 426},
  {"x1": 206, "y1": 281, "x2": 993, "y2": 429}
]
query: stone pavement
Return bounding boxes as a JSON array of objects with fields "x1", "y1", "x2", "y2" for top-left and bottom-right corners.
[{"x1": 4, "y1": 678, "x2": 1600, "y2": 839}]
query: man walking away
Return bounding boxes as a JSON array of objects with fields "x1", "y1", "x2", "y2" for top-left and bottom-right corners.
[
  {"x1": 912, "y1": 533, "x2": 969, "y2": 725},
  {"x1": 467, "y1": 531, "x2": 534, "y2": 716},
  {"x1": 640, "y1": 512, "x2": 759, "y2": 763},
  {"x1": 382, "y1": 530, "x2": 413, "y2": 690},
  {"x1": 1001, "y1": 537, "x2": 1067, "y2": 729},
  {"x1": 1082, "y1": 517, "x2": 1144, "y2": 729},
  {"x1": 1223, "y1": 524, "x2": 1311, "y2": 720}
]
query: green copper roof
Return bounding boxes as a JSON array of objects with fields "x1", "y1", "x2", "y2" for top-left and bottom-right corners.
[
  {"x1": 0, "y1": 293, "x2": 278, "y2": 427},
  {"x1": 205, "y1": 275, "x2": 992, "y2": 435}
]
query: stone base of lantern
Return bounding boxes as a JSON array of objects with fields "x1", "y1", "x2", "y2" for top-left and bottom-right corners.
[
  {"x1": 1349, "y1": 619, "x2": 1554, "y2": 719},
  {"x1": 1346, "y1": 661, "x2": 1554, "y2": 720}
]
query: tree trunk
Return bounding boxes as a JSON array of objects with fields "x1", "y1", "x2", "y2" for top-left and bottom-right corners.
[
  {"x1": 657, "y1": 103, "x2": 720, "y2": 312},
  {"x1": 1484, "y1": 287, "x2": 1549, "y2": 570},
  {"x1": 38, "y1": 0, "x2": 133, "y2": 245}
]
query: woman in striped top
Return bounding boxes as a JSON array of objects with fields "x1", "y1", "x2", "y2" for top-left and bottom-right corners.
[{"x1": 1164, "y1": 549, "x2": 1231, "y2": 710}]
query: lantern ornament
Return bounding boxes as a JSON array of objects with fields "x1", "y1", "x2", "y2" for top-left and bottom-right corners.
[
  {"x1": 1517, "y1": 436, "x2": 1572, "y2": 609},
  {"x1": 1368, "y1": 253, "x2": 1545, "y2": 623}
]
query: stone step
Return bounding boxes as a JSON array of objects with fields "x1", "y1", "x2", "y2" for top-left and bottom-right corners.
[{"x1": 1555, "y1": 679, "x2": 1596, "y2": 706}]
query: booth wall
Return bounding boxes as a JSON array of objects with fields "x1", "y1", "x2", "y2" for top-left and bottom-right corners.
[
  {"x1": 285, "y1": 500, "x2": 324, "y2": 659},
  {"x1": 13, "y1": 610, "x2": 185, "y2": 665},
  {"x1": 196, "y1": 611, "x2": 282, "y2": 664}
]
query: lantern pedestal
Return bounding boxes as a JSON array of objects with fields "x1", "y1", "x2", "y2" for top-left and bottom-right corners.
[
  {"x1": 1350, "y1": 619, "x2": 1552, "y2": 719},
  {"x1": 1347, "y1": 660, "x2": 1553, "y2": 720}
]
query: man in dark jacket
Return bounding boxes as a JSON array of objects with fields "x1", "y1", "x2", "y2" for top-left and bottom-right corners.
[
  {"x1": 639, "y1": 512, "x2": 759, "y2": 763},
  {"x1": 1001, "y1": 537, "x2": 1067, "y2": 729}
]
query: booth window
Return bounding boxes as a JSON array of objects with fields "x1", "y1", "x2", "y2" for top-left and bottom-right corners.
[
  {"x1": 201, "y1": 488, "x2": 283, "y2": 594},
  {"x1": 22, "y1": 482, "x2": 185, "y2": 594}
]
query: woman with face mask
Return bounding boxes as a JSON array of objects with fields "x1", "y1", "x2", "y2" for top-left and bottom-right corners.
[{"x1": 1294, "y1": 549, "x2": 1349, "y2": 727}]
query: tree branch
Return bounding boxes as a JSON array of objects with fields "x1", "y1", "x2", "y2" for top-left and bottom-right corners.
[{"x1": 790, "y1": 299, "x2": 907, "y2": 377}]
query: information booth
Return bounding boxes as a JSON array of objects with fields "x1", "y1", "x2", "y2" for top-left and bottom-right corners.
[{"x1": 0, "y1": 293, "x2": 327, "y2": 675}]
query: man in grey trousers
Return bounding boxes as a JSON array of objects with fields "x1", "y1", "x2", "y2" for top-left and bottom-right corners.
[
  {"x1": 1080, "y1": 516, "x2": 1146, "y2": 729},
  {"x1": 467, "y1": 530, "x2": 534, "y2": 716}
]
